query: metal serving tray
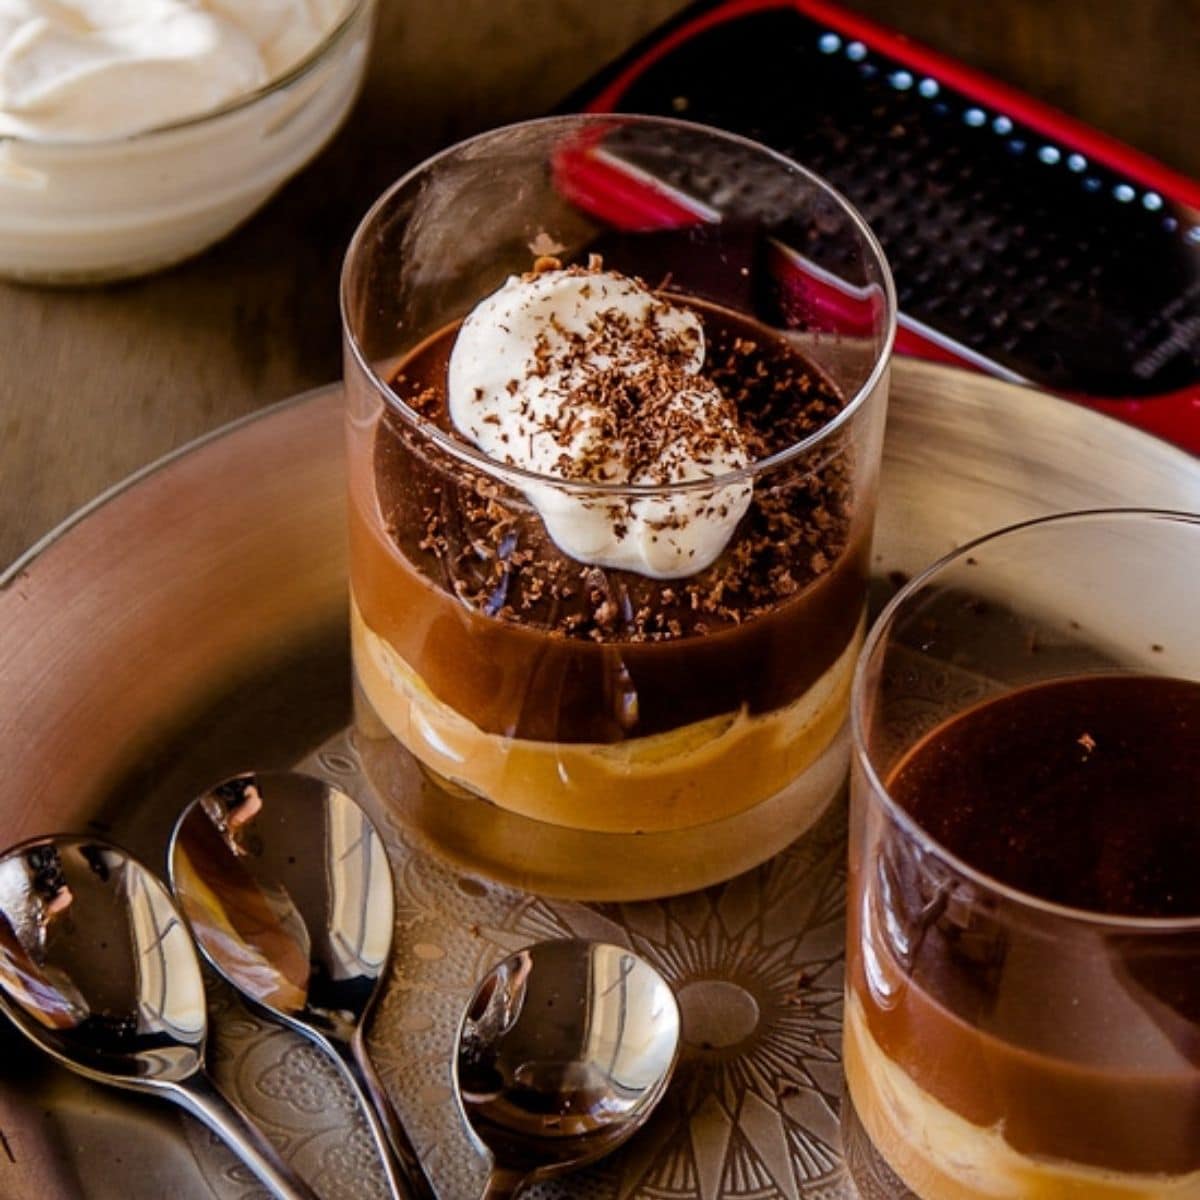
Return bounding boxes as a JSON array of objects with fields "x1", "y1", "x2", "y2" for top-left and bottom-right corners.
[{"x1": 1, "y1": 362, "x2": 1196, "y2": 1200}]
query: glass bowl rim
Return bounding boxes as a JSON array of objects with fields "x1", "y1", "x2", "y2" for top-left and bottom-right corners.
[
  {"x1": 851, "y1": 506, "x2": 1200, "y2": 932},
  {"x1": 339, "y1": 112, "x2": 897, "y2": 500}
]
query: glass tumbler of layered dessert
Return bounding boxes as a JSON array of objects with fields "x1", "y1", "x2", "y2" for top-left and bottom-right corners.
[
  {"x1": 845, "y1": 510, "x2": 1200, "y2": 1199},
  {"x1": 341, "y1": 115, "x2": 895, "y2": 900}
]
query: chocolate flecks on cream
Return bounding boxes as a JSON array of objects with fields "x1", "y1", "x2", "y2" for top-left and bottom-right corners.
[
  {"x1": 445, "y1": 259, "x2": 756, "y2": 578},
  {"x1": 496, "y1": 257, "x2": 741, "y2": 492}
]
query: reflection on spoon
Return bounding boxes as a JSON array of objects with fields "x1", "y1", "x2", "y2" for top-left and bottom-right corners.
[
  {"x1": 173, "y1": 781, "x2": 311, "y2": 1012},
  {"x1": 455, "y1": 939, "x2": 681, "y2": 1199},
  {"x1": 0, "y1": 836, "x2": 317, "y2": 1200},
  {"x1": 170, "y1": 770, "x2": 435, "y2": 1200},
  {"x1": 0, "y1": 847, "x2": 88, "y2": 1028}
]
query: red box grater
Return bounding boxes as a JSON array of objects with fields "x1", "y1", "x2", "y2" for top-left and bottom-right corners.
[{"x1": 564, "y1": 0, "x2": 1200, "y2": 452}]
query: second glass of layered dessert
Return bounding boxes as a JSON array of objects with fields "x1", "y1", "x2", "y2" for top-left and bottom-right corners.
[
  {"x1": 846, "y1": 511, "x2": 1200, "y2": 1199},
  {"x1": 342, "y1": 115, "x2": 894, "y2": 899}
]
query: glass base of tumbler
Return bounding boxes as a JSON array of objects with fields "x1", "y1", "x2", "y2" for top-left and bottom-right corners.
[{"x1": 842, "y1": 1087, "x2": 920, "y2": 1200}]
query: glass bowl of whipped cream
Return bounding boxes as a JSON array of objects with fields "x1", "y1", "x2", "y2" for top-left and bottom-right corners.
[{"x1": 0, "y1": 0, "x2": 375, "y2": 283}]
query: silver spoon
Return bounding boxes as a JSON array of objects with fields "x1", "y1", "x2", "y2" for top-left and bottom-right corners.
[
  {"x1": 455, "y1": 939, "x2": 681, "y2": 1200},
  {"x1": 0, "y1": 835, "x2": 317, "y2": 1200},
  {"x1": 168, "y1": 770, "x2": 434, "y2": 1200}
]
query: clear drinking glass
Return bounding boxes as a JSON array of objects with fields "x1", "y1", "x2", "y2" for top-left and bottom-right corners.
[
  {"x1": 844, "y1": 510, "x2": 1200, "y2": 1199},
  {"x1": 341, "y1": 115, "x2": 894, "y2": 900}
]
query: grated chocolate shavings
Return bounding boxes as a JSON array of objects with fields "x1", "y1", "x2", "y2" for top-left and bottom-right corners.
[{"x1": 377, "y1": 281, "x2": 855, "y2": 643}]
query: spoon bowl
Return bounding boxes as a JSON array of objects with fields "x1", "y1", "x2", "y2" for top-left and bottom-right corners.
[
  {"x1": 0, "y1": 835, "x2": 317, "y2": 1200},
  {"x1": 169, "y1": 769, "x2": 433, "y2": 1199},
  {"x1": 455, "y1": 939, "x2": 681, "y2": 1199}
]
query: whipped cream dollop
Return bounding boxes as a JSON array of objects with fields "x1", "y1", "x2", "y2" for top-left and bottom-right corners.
[
  {"x1": 447, "y1": 262, "x2": 753, "y2": 579},
  {"x1": 0, "y1": 0, "x2": 349, "y2": 140}
]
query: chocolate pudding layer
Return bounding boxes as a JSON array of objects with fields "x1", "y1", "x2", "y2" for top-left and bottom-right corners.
[
  {"x1": 849, "y1": 675, "x2": 1200, "y2": 1190},
  {"x1": 888, "y1": 674, "x2": 1200, "y2": 918},
  {"x1": 350, "y1": 300, "x2": 869, "y2": 746}
]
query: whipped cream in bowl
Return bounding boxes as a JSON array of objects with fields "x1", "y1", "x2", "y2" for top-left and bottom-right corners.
[
  {"x1": 0, "y1": 0, "x2": 374, "y2": 282},
  {"x1": 447, "y1": 260, "x2": 754, "y2": 578}
]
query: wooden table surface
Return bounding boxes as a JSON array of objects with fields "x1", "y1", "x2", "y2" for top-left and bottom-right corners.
[{"x1": 2, "y1": 0, "x2": 1197, "y2": 569}]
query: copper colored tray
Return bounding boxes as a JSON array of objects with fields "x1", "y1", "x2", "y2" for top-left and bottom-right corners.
[{"x1": 2, "y1": 362, "x2": 1197, "y2": 1200}]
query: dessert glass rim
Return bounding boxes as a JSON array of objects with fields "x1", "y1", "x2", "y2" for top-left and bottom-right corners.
[
  {"x1": 851, "y1": 505, "x2": 1200, "y2": 932},
  {"x1": 340, "y1": 112, "x2": 898, "y2": 500},
  {"x1": 0, "y1": 0, "x2": 373, "y2": 150}
]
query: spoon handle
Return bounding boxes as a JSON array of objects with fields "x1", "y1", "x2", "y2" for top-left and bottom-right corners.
[
  {"x1": 169, "y1": 1071, "x2": 320, "y2": 1200},
  {"x1": 320, "y1": 1029, "x2": 438, "y2": 1200}
]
